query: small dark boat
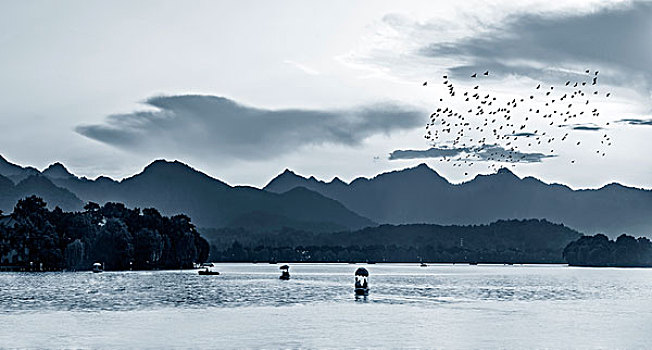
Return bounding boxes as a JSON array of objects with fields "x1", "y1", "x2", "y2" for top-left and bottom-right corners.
[
  {"x1": 279, "y1": 265, "x2": 290, "y2": 280},
  {"x1": 420, "y1": 263, "x2": 428, "y2": 267},
  {"x1": 198, "y1": 268, "x2": 220, "y2": 275},
  {"x1": 354, "y1": 267, "x2": 369, "y2": 296},
  {"x1": 92, "y1": 262, "x2": 103, "y2": 273}
]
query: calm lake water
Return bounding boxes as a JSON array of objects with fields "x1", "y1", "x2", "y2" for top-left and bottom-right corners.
[{"x1": 1, "y1": 263, "x2": 651, "y2": 349}]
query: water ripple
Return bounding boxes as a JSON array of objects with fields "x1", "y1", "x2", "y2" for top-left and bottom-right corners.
[{"x1": 1, "y1": 264, "x2": 651, "y2": 313}]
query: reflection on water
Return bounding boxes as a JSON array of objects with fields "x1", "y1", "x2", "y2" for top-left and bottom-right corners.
[{"x1": 0, "y1": 263, "x2": 651, "y2": 312}]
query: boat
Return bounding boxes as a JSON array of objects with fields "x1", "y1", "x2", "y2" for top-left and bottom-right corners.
[
  {"x1": 279, "y1": 264, "x2": 290, "y2": 280},
  {"x1": 354, "y1": 267, "x2": 369, "y2": 296},
  {"x1": 420, "y1": 262, "x2": 428, "y2": 267},
  {"x1": 198, "y1": 268, "x2": 220, "y2": 275},
  {"x1": 92, "y1": 262, "x2": 103, "y2": 273}
]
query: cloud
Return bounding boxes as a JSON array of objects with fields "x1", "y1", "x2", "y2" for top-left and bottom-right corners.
[
  {"x1": 617, "y1": 118, "x2": 652, "y2": 126},
  {"x1": 389, "y1": 144, "x2": 555, "y2": 163},
  {"x1": 572, "y1": 126, "x2": 602, "y2": 131},
  {"x1": 76, "y1": 95, "x2": 423, "y2": 160},
  {"x1": 511, "y1": 132, "x2": 537, "y2": 137},
  {"x1": 419, "y1": 2, "x2": 652, "y2": 87},
  {"x1": 388, "y1": 146, "x2": 471, "y2": 160},
  {"x1": 558, "y1": 122, "x2": 604, "y2": 131},
  {"x1": 565, "y1": 124, "x2": 604, "y2": 131}
]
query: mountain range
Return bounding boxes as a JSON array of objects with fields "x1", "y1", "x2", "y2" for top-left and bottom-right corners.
[
  {"x1": 1, "y1": 154, "x2": 651, "y2": 237},
  {"x1": 264, "y1": 164, "x2": 652, "y2": 237},
  {"x1": 0, "y1": 156, "x2": 373, "y2": 231}
]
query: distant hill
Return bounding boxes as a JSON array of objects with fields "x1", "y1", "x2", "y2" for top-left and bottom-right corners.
[
  {"x1": 0, "y1": 173, "x2": 83, "y2": 212},
  {"x1": 206, "y1": 218, "x2": 582, "y2": 263},
  {"x1": 0, "y1": 155, "x2": 39, "y2": 184},
  {"x1": 107, "y1": 160, "x2": 374, "y2": 230},
  {"x1": 0, "y1": 156, "x2": 374, "y2": 231},
  {"x1": 264, "y1": 164, "x2": 652, "y2": 237}
]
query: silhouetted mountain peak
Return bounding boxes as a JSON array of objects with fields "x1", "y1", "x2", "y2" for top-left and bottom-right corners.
[
  {"x1": 264, "y1": 168, "x2": 309, "y2": 191},
  {"x1": 140, "y1": 159, "x2": 204, "y2": 178},
  {"x1": 143, "y1": 159, "x2": 189, "y2": 172},
  {"x1": 0, "y1": 154, "x2": 39, "y2": 181},
  {"x1": 601, "y1": 182, "x2": 628, "y2": 190},
  {"x1": 598, "y1": 182, "x2": 648, "y2": 193},
  {"x1": 496, "y1": 167, "x2": 514, "y2": 175},
  {"x1": 363, "y1": 163, "x2": 447, "y2": 185},
  {"x1": 95, "y1": 175, "x2": 117, "y2": 184},
  {"x1": 395, "y1": 163, "x2": 440, "y2": 176},
  {"x1": 9, "y1": 174, "x2": 83, "y2": 211},
  {"x1": 124, "y1": 159, "x2": 230, "y2": 188},
  {"x1": 281, "y1": 168, "x2": 297, "y2": 176},
  {"x1": 42, "y1": 162, "x2": 75, "y2": 179},
  {"x1": 471, "y1": 167, "x2": 520, "y2": 183},
  {"x1": 276, "y1": 168, "x2": 305, "y2": 181},
  {"x1": 17, "y1": 174, "x2": 55, "y2": 187}
]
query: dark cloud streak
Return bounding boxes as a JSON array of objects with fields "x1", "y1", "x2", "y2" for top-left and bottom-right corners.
[
  {"x1": 388, "y1": 146, "x2": 470, "y2": 160},
  {"x1": 419, "y1": 2, "x2": 652, "y2": 87},
  {"x1": 389, "y1": 145, "x2": 556, "y2": 163},
  {"x1": 76, "y1": 95, "x2": 423, "y2": 160},
  {"x1": 617, "y1": 118, "x2": 652, "y2": 126},
  {"x1": 572, "y1": 126, "x2": 603, "y2": 131}
]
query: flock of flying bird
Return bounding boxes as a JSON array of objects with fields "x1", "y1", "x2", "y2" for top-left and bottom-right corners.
[{"x1": 422, "y1": 69, "x2": 613, "y2": 175}]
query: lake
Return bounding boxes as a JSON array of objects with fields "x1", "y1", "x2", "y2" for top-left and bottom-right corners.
[{"x1": 1, "y1": 263, "x2": 651, "y2": 349}]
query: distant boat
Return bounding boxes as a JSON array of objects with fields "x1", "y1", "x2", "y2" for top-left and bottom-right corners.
[
  {"x1": 354, "y1": 267, "x2": 369, "y2": 296},
  {"x1": 420, "y1": 263, "x2": 428, "y2": 267},
  {"x1": 198, "y1": 268, "x2": 220, "y2": 275},
  {"x1": 279, "y1": 265, "x2": 290, "y2": 280},
  {"x1": 92, "y1": 262, "x2": 103, "y2": 273}
]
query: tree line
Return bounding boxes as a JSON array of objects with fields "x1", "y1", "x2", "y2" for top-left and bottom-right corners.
[
  {"x1": 563, "y1": 233, "x2": 652, "y2": 267},
  {"x1": 0, "y1": 196, "x2": 209, "y2": 271},
  {"x1": 205, "y1": 219, "x2": 582, "y2": 263}
]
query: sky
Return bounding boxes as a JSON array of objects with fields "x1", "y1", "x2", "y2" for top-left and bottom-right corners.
[{"x1": 0, "y1": 0, "x2": 650, "y2": 189}]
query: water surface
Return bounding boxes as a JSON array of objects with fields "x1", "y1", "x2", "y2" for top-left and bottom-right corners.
[{"x1": 1, "y1": 263, "x2": 651, "y2": 348}]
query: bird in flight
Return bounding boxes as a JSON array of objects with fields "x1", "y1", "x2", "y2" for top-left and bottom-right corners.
[{"x1": 423, "y1": 68, "x2": 613, "y2": 174}]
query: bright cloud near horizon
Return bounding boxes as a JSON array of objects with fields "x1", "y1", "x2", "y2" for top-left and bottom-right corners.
[{"x1": 0, "y1": 0, "x2": 650, "y2": 189}]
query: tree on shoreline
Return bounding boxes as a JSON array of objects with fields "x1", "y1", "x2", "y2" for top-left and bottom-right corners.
[
  {"x1": 0, "y1": 196, "x2": 209, "y2": 270},
  {"x1": 563, "y1": 233, "x2": 652, "y2": 267}
]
